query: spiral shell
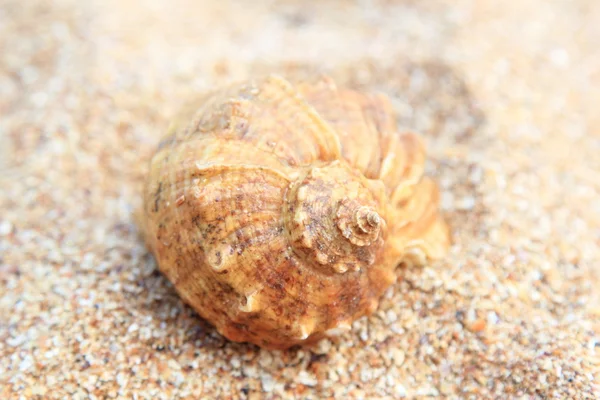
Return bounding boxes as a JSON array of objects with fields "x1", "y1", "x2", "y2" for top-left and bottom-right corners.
[{"x1": 140, "y1": 75, "x2": 449, "y2": 349}]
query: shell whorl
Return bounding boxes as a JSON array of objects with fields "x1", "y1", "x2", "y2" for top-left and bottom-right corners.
[
  {"x1": 285, "y1": 161, "x2": 387, "y2": 275},
  {"x1": 141, "y1": 75, "x2": 450, "y2": 349}
]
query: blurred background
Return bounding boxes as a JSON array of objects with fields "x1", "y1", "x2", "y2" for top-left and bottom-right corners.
[
  {"x1": 1, "y1": 1, "x2": 599, "y2": 170},
  {"x1": 1, "y1": 1, "x2": 598, "y2": 398}
]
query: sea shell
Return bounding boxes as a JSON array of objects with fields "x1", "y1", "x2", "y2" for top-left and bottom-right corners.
[{"x1": 140, "y1": 75, "x2": 449, "y2": 349}]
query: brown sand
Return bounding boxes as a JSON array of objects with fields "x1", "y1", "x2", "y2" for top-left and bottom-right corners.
[{"x1": 1, "y1": 0, "x2": 599, "y2": 398}]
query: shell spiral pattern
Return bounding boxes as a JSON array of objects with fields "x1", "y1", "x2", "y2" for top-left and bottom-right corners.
[{"x1": 141, "y1": 75, "x2": 450, "y2": 349}]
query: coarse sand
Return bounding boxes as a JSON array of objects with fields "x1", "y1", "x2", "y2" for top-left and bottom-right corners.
[{"x1": 1, "y1": 0, "x2": 599, "y2": 398}]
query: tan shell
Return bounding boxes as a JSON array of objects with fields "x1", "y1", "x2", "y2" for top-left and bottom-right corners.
[{"x1": 140, "y1": 75, "x2": 450, "y2": 349}]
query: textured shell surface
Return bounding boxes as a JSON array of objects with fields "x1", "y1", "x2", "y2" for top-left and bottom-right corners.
[{"x1": 140, "y1": 75, "x2": 450, "y2": 349}]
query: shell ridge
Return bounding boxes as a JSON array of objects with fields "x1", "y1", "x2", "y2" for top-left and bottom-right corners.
[{"x1": 262, "y1": 75, "x2": 343, "y2": 161}]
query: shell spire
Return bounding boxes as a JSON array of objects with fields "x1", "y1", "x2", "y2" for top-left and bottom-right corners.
[
  {"x1": 141, "y1": 75, "x2": 449, "y2": 349},
  {"x1": 284, "y1": 160, "x2": 387, "y2": 275}
]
